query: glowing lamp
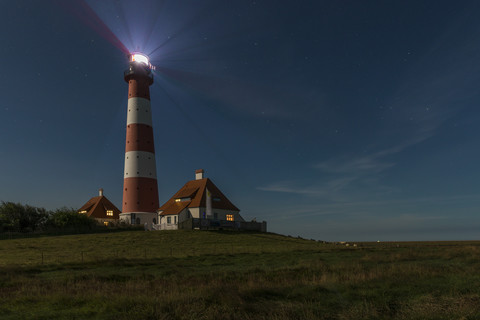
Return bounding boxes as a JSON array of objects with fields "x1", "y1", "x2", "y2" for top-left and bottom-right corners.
[{"x1": 130, "y1": 53, "x2": 149, "y2": 65}]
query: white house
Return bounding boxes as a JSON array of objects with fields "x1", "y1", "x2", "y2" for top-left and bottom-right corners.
[{"x1": 157, "y1": 169, "x2": 244, "y2": 230}]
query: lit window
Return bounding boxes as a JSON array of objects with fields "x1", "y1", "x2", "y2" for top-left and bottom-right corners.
[
  {"x1": 175, "y1": 199, "x2": 181, "y2": 202},
  {"x1": 226, "y1": 214, "x2": 234, "y2": 221},
  {"x1": 104, "y1": 221, "x2": 109, "y2": 226},
  {"x1": 79, "y1": 210, "x2": 87, "y2": 214},
  {"x1": 106, "y1": 210, "x2": 113, "y2": 216}
]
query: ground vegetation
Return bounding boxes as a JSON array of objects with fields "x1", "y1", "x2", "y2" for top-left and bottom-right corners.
[{"x1": 0, "y1": 231, "x2": 478, "y2": 319}]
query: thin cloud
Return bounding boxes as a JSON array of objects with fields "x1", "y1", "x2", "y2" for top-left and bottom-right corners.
[
  {"x1": 255, "y1": 194, "x2": 480, "y2": 220},
  {"x1": 259, "y1": 109, "x2": 447, "y2": 199},
  {"x1": 257, "y1": 182, "x2": 327, "y2": 196}
]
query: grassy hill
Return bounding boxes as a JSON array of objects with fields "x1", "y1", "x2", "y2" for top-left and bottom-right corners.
[{"x1": 0, "y1": 230, "x2": 479, "y2": 319}]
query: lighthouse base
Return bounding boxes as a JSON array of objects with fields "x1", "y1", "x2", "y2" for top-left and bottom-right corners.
[{"x1": 120, "y1": 212, "x2": 157, "y2": 229}]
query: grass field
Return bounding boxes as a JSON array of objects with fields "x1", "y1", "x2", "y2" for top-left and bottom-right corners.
[{"x1": 0, "y1": 230, "x2": 479, "y2": 319}]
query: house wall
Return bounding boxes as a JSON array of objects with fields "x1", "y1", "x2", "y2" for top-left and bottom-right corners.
[
  {"x1": 214, "y1": 208, "x2": 244, "y2": 222},
  {"x1": 156, "y1": 208, "x2": 245, "y2": 230},
  {"x1": 179, "y1": 210, "x2": 189, "y2": 223},
  {"x1": 188, "y1": 208, "x2": 200, "y2": 219},
  {"x1": 188, "y1": 207, "x2": 243, "y2": 222},
  {"x1": 119, "y1": 212, "x2": 157, "y2": 228},
  {"x1": 158, "y1": 217, "x2": 178, "y2": 230},
  {"x1": 158, "y1": 210, "x2": 186, "y2": 230}
]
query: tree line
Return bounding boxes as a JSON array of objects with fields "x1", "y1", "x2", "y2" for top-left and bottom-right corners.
[{"x1": 0, "y1": 201, "x2": 96, "y2": 233}]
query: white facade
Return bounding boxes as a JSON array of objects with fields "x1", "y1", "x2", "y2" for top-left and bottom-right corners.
[
  {"x1": 156, "y1": 207, "x2": 243, "y2": 230},
  {"x1": 188, "y1": 207, "x2": 243, "y2": 221},
  {"x1": 119, "y1": 212, "x2": 157, "y2": 229},
  {"x1": 158, "y1": 213, "x2": 180, "y2": 230}
]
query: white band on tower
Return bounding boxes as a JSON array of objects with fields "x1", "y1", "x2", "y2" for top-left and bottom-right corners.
[
  {"x1": 127, "y1": 97, "x2": 153, "y2": 126},
  {"x1": 124, "y1": 151, "x2": 157, "y2": 178}
]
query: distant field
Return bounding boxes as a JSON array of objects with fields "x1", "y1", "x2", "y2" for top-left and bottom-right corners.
[{"x1": 0, "y1": 231, "x2": 479, "y2": 320}]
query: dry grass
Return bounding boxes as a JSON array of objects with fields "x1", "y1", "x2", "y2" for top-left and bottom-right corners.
[{"x1": 0, "y1": 231, "x2": 479, "y2": 319}]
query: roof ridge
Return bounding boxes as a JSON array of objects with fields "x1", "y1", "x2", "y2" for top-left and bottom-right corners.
[
  {"x1": 78, "y1": 194, "x2": 121, "y2": 218},
  {"x1": 158, "y1": 176, "x2": 239, "y2": 215},
  {"x1": 189, "y1": 178, "x2": 207, "y2": 209}
]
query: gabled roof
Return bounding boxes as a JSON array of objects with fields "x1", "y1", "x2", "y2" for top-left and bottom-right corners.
[
  {"x1": 78, "y1": 195, "x2": 121, "y2": 219},
  {"x1": 159, "y1": 178, "x2": 240, "y2": 216},
  {"x1": 158, "y1": 200, "x2": 190, "y2": 217}
]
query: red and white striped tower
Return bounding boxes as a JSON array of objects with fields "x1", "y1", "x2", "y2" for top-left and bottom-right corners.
[{"x1": 122, "y1": 53, "x2": 159, "y2": 217}]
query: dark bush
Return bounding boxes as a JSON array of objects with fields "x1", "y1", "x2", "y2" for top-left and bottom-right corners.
[
  {"x1": 47, "y1": 207, "x2": 97, "y2": 229},
  {"x1": 0, "y1": 201, "x2": 48, "y2": 232},
  {"x1": 0, "y1": 202, "x2": 97, "y2": 234}
]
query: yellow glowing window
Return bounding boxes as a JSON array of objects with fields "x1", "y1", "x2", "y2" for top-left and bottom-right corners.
[
  {"x1": 106, "y1": 210, "x2": 113, "y2": 216},
  {"x1": 104, "y1": 221, "x2": 109, "y2": 226},
  {"x1": 175, "y1": 199, "x2": 181, "y2": 202},
  {"x1": 79, "y1": 210, "x2": 87, "y2": 214},
  {"x1": 226, "y1": 214, "x2": 234, "y2": 221}
]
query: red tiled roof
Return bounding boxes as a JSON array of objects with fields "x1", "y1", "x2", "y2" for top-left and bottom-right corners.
[
  {"x1": 175, "y1": 187, "x2": 198, "y2": 199},
  {"x1": 78, "y1": 195, "x2": 121, "y2": 219},
  {"x1": 158, "y1": 200, "x2": 190, "y2": 216},
  {"x1": 158, "y1": 178, "x2": 240, "y2": 216}
]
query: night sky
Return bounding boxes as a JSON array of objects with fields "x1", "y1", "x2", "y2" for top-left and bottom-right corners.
[{"x1": 2, "y1": 0, "x2": 480, "y2": 241}]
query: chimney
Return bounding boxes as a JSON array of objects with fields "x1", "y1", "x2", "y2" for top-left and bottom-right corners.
[
  {"x1": 195, "y1": 169, "x2": 204, "y2": 180},
  {"x1": 99, "y1": 188, "x2": 104, "y2": 197}
]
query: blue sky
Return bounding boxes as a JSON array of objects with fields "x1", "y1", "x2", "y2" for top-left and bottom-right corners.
[{"x1": 1, "y1": 0, "x2": 480, "y2": 241}]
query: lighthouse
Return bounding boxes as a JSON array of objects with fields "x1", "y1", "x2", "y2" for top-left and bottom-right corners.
[{"x1": 119, "y1": 53, "x2": 159, "y2": 227}]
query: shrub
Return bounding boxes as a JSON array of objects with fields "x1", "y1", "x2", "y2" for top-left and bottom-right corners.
[
  {"x1": 0, "y1": 202, "x2": 98, "y2": 234},
  {"x1": 0, "y1": 201, "x2": 48, "y2": 232},
  {"x1": 48, "y1": 207, "x2": 97, "y2": 229}
]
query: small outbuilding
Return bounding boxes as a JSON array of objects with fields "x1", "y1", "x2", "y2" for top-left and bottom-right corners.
[{"x1": 78, "y1": 189, "x2": 121, "y2": 226}]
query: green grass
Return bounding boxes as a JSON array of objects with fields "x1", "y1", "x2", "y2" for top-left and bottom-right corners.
[{"x1": 0, "y1": 231, "x2": 479, "y2": 319}]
